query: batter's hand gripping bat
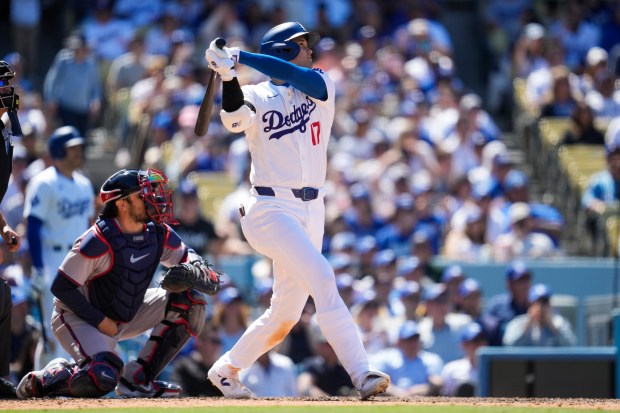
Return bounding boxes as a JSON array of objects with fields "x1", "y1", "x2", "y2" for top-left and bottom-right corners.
[{"x1": 195, "y1": 37, "x2": 227, "y2": 137}]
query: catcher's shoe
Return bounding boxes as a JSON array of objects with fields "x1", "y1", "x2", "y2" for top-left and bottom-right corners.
[
  {"x1": 356, "y1": 370, "x2": 391, "y2": 400},
  {"x1": 207, "y1": 365, "x2": 252, "y2": 398},
  {"x1": 16, "y1": 358, "x2": 71, "y2": 399},
  {"x1": 115, "y1": 378, "x2": 181, "y2": 398},
  {"x1": 0, "y1": 377, "x2": 17, "y2": 399}
]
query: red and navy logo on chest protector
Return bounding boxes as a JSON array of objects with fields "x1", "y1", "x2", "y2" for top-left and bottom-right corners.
[{"x1": 263, "y1": 96, "x2": 316, "y2": 140}]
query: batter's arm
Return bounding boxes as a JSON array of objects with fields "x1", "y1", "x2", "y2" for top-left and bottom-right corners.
[
  {"x1": 26, "y1": 215, "x2": 44, "y2": 270},
  {"x1": 238, "y1": 51, "x2": 327, "y2": 100}
]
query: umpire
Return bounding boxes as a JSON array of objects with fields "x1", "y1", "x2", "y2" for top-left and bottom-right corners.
[{"x1": 0, "y1": 59, "x2": 23, "y2": 398}]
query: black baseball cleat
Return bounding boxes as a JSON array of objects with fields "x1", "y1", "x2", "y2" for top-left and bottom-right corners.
[
  {"x1": 115, "y1": 377, "x2": 182, "y2": 398},
  {"x1": 0, "y1": 377, "x2": 17, "y2": 399}
]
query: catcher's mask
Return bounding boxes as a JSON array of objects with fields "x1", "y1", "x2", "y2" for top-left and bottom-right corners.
[
  {"x1": 0, "y1": 60, "x2": 19, "y2": 111},
  {"x1": 100, "y1": 168, "x2": 178, "y2": 225}
]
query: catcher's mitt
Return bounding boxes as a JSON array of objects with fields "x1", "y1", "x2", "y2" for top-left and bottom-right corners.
[{"x1": 160, "y1": 259, "x2": 222, "y2": 296}]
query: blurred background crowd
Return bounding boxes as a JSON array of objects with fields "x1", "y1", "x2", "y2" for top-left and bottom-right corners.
[{"x1": 1, "y1": 0, "x2": 620, "y2": 398}]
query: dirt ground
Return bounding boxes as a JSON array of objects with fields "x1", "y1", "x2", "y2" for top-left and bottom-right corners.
[{"x1": 2, "y1": 397, "x2": 620, "y2": 411}]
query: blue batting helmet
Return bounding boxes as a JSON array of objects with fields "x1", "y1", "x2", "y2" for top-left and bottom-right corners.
[
  {"x1": 48, "y1": 126, "x2": 84, "y2": 159},
  {"x1": 259, "y1": 22, "x2": 319, "y2": 61}
]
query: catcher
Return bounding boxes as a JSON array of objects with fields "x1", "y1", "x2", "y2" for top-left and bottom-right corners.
[{"x1": 16, "y1": 168, "x2": 221, "y2": 399}]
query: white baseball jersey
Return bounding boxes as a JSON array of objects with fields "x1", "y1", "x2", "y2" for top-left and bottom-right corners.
[
  {"x1": 216, "y1": 67, "x2": 374, "y2": 388},
  {"x1": 24, "y1": 166, "x2": 95, "y2": 255},
  {"x1": 241, "y1": 68, "x2": 335, "y2": 189}
]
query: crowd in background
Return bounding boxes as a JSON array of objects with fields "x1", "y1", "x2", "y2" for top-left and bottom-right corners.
[{"x1": 2, "y1": 0, "x2": 620, "y2": 398}]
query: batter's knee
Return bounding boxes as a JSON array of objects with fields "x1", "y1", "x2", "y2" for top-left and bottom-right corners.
[
  {"x1": 69, "y1": 351, "x2": 124, "y2": 397},
  {"x1": 167, "y1": 290, "x2": 207, "y2": 335}
]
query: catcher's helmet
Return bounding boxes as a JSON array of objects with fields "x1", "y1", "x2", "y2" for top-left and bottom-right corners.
[
  {"x1": 259, "y1": 22, "x2": 319, "y2": 61},
  {"x1": 48, "y1": 126, "x2": 84, "y2": 159},
  {"x1": 100, "y1": 168, "x2": 177, "y2": 225},
  {"x1": 0, "y1": 60, "x2": 18, "y2": 111}
]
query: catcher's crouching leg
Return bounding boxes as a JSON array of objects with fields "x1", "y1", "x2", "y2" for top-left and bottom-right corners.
[
  {"x1": 17, "y1": 352, "x2": 124, "y2": 398},
  {"x1": 120, "y1": 290, "x2": 206, "y2": 397}
]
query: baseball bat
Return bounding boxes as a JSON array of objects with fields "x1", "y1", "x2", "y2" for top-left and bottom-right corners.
[{"x1": 195, "y1": 38, "x2": 227, "y2": 137}]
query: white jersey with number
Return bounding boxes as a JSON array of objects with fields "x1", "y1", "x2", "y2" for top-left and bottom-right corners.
[
  {"x1": 241, "y1": 68, "x2": 335, "y2": 189},
  {"x1": 24, "y1": 166, "x2": 95, "y2": 256}
]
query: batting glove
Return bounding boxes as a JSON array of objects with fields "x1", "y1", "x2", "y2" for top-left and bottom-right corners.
[
  {"x1": 205, "y1": 50, "x2": 237, "y2": 81},
  {"x1": 208, "y1": 39, "x2": 241, "y2": 63}
]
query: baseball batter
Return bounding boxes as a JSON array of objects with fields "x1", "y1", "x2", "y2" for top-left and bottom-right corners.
[
  {"x1": 204, "y1": 22, "x2": 390, "y2": 400},
  {"x1": 17, "y1": 168, "x2": 220, "y2": 399},
  {"x1": 24, "y1": 126, "x2": 95, "y2": 368}
]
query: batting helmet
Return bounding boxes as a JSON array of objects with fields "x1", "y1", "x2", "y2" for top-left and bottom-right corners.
[
  {"x1": 48, "y1": 126, "x2": 85, "y2": 159},
  {"x1": 0, "y1": 60, "x2": 18, "y2": 111},
  {"x1": 259, "y1": 22, "x2": 319, "y2": 61},
  {"x1": 100, "y1": 168, "x2": 177, "y2": 225}
]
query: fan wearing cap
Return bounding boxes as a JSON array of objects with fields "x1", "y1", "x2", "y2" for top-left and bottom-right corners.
[
  {"x1": 440, "y1": 322, "x2": 488, "y2": 397},
  {"x1": 482, "y1": 261, "x2": 533, "y2": 346},
  {"x1": 503, "y1": 283, "x2": 576, "y2": 347},
  {"x1": 513, "y1": 23, "x2": 548, "y2": 78},
  {"x1": 173, "y1": 179, "x2": 222, "y2": 258},
  {"x1": 492, "y1": 202, "x2": 558, "y2": 261},
  {"x1": 444, "y1": 206, "x2": 491, "y2": 262},
  {"x1": 370, "y1": 320, "x2": 443, "y2": 397},
  {"x1": 23, "y1": 125, "x2": 94, "y2": 368},
  {"x1": 17, "y1": 168, "x2": 216, "y2": 399},
  {"x1": 417, "y1": 283, "x2": 472, "y2": 363}
]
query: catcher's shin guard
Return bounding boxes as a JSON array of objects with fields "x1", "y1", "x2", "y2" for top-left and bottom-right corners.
[
  {"x1": 69, "y1": 352, "x2": 124, "y2": 397},
  {"x1": 125, "y1": 290, "x2": 206, "y2": 385}
]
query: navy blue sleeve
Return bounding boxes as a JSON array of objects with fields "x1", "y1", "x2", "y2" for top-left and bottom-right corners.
[
  {"x1": 51, "y1": 271, "x2": 106, "y2": 327},
  {"x1": 27, "y1": 215, "x2": 44, "y2": 269},
  {"x1": 238, "y1": 50, "x2": 327, "y2": 101}
]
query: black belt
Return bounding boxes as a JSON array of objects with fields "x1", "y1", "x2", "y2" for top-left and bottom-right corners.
[
  {"x1": 254, "y1": 186, "x2": 319, "y2": 201},
  {"x1": 52, "y1": 245, "x2": 72, "y2": 252}
]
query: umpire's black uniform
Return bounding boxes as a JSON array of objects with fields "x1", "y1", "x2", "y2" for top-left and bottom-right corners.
[{"x1": 0, "y1": 119, "x2": 14, "y2": 396}]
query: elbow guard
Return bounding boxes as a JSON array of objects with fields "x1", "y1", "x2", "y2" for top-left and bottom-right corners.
[{"x1": 220, "y1": 104, "x2": 255, "y2": 133}]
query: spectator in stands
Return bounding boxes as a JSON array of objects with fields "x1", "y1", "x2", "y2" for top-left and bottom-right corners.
[
  {"x1": 212, "y1": 287, "x2": 249, "y2": 353},
  {"x1": 492, "y1": 202, "x2": 559, "y2": 261},
  {"x1": 418, "y1": 283, "x2": 472, "y2": 363},
  {"x1": 239, "y1": 350, "x2": 299, "y2": 397},
  {"x1": 549, "y1": 1, "x2": 601, "y2": 71},
  {"x1": 113, "y1": 0, "x2": 164, "y2": 28},
  {"x1": 390, "y1": 279, "x2": 423, "y2": 323},
  {"x1": 173, "y1": 179, "x2": 222, "y2": 259},
  {"x1": 169, "y1": 325, "x2": 223, "y2": 397},
  {"x1": 585, "y1": 72, "x2": 620, "y2": 119},
  {"x1": 576, "y1": 47, "x2": 609, "y2": 96},
  {"x1": 370, "y1": 320, "x2": 443, "y2": 397},
  {"x1": 440, "y1": 264, "x2": 466, "y2": 310},
  {"x1": 43, "y1": 32, "x2": 102, "y2": 137},
  {"x1": 10, "y1": 0, "x2": 41, "y2": 81},
  {"x1": 396, "y1": 255, "x2": 435, "y2": 289},
  {"x1": 540, "y1": 66, "x2": 579, "y2": 118},
  {"x1": 483, "y1": 261, "x2": 533, "y2": 346},
  {"x1": 512, "y1": 23, "x2": 548, "y2": 79},
  {"x1": 503, "y1": 283, "x2": 577, "y2": 346},
  {"x1": 582, "y1": 141, "x2": 620, "y2": 247},
  {"x1": 444, "y1": 206, "x2": 492, "y2": 262},
  {"x1": 342, "y1": 184, "x2": 384, "y2": 238},
  {"x1": 297, "y1": 316, "x2": 355, "y2": 396},
  {"x1": 562, "y1": 102, "x2": 605, "y2": 146},
  {"x1": 82, "y1": 1, "x2": 135, "y2": 69},
  {"x1": 376, "y1": 194, "x2": 418, "y2": 256},
  {"x1": 351, "y1": 291, "x2": 391, "y2": 356},
  {"x1": 440, "y1": 322, "x2": 488, "y2": 397}
]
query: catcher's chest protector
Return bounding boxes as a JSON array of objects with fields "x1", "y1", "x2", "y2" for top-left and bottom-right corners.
[{"x1": 89, "y1": 218, "x2": 165, "y2": 322}]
